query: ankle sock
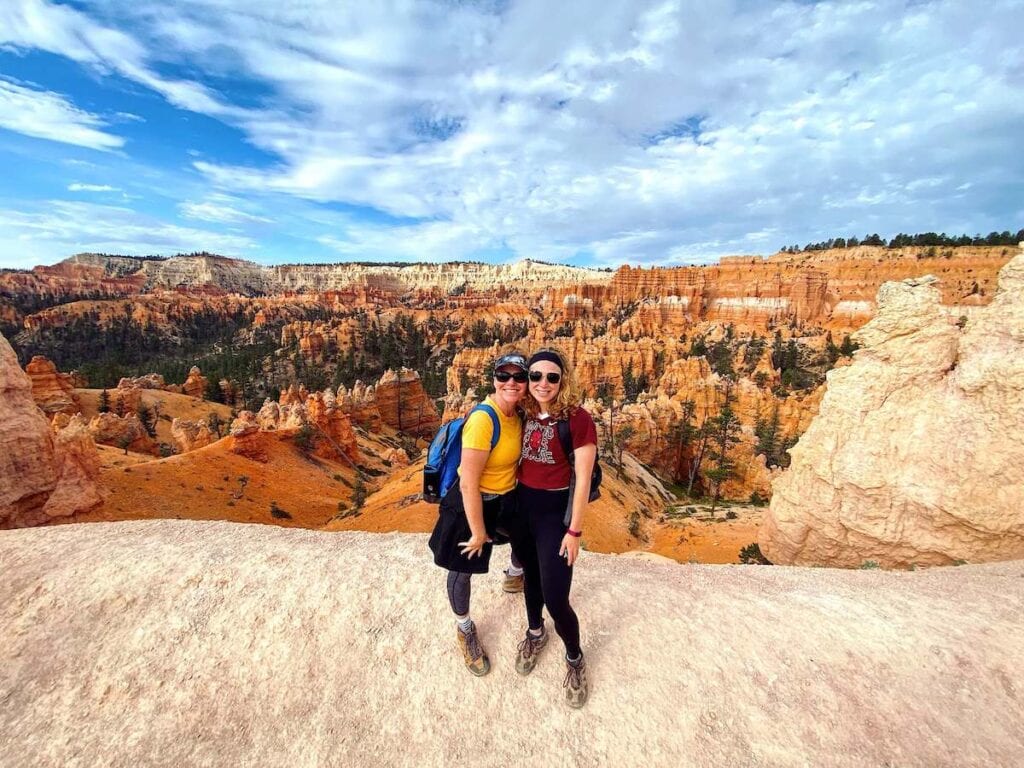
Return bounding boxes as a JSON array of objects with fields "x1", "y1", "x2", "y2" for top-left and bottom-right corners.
[
  {"x1": 566, "y1": 652, "x2": 583, "y2": 667},
  {"x1": 528, "y1": 626, "x2": 545, "y2": 637},
  {"x1": 506, "y1": 566, "x2": 524, "y2": 577},
  {"x1": 457, "y1": 616, "x2": 474, "y2": 633}
]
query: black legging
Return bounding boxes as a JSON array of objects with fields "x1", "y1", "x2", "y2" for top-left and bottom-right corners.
[
  {"x1": 445, "y1": 552, "x2": 523, "y2": 616},
  {"x1": 511, "y1": 484, "x2": 581, "y2": 658},
  {"x1": 447, "y1": 570, "x2": 472, "y2": 616}
]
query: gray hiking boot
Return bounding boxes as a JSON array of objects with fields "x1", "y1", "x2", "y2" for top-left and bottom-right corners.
[
  {"x1": 563, "y1": 655, "x2": 589, "y2": 708},
  {"x1": 515, "y1": 627, "x2": 549, "y2": 675}
]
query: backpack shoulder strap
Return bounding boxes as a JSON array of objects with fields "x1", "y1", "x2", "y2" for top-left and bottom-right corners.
[
  {"x1": 468, "y1": 403, "x2": 501, "y2": 451},
  {"x1": 556, "y1": 419, "x2": 574, "y2": 462}
]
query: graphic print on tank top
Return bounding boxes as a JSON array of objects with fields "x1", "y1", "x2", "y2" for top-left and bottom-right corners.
[{"x1": 523, "y1": 420, "x2": 557, "y2": 464}]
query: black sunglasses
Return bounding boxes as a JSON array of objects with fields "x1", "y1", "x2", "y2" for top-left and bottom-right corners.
[
  {"x1": 529, "y1": 371, "x2": 562, "y2": 384},
  {"x1": 494, "y1": 370, "x2": 528, "y2": 383}
]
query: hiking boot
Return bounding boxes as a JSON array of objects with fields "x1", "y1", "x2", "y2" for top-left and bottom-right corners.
[
  {"x1": 456, "y1": 622, "x2": 491, "y2": 676},
  {"x1": 515, "y1": 628, "x2": 549, "y2": 676},
  {"x1": 502, "y1": 570, "x2": 524, "y2": 593},
  {"x1": 563, "y1": 655, "x2": 589, "y2": 708}
]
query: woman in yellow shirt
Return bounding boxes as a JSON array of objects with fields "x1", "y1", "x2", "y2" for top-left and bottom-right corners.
[{"x1": 428, "y1": 352, "x2": 527, "y2": 676}]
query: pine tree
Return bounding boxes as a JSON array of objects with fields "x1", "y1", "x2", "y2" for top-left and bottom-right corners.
[
  {"x1": 98, "y1": 389, "x2": 111, "y2": 414},
  {"x1": 137, "y1": 404, "x2": 157, "y2": 438},
  {"x1": 704, "y1": 381, "x2": 742, "y2": 515}
]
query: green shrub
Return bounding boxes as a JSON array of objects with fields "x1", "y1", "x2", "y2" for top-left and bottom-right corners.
[
  {"x1": 738, "y1": 543, "x2": 771, "y2": 565},
  {"x1": 294, "y1": 425, "x2": 315, "y2": 452}
]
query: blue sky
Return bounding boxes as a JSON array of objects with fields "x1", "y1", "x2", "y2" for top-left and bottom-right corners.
[{"x1": 0, "y1": 0, "x2": 1021, "y2": 270}]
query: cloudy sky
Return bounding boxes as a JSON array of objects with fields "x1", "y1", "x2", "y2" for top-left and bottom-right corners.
[{"x1": 0, "y1": 0, "x2": 1021, "y2": 269}]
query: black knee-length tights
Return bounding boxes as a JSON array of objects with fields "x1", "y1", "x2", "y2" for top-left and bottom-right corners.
[{"x1": 510, "y1": 484, "x2": 581, "y2": 658}]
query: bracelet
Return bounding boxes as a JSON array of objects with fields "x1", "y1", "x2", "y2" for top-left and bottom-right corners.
[{"x1": 567, "y1": 528, "x2": 582, "y2": 538}]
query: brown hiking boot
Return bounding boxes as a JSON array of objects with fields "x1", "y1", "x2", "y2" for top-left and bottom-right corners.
[
  {"x1": 564, "y1": 655, "x2": 589, "y2": 708},
  {"x1": 457, "y1": 622, "x2": 491, "y2": 676},
  {"x1": 502, "y1": 571, "x2": 524, "y2": 593},
  {"x1": 515, "y1": 628, "x2": 549, "y2": 675}
]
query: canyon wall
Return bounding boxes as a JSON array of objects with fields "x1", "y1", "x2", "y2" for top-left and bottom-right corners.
[{"x1": 760, "y1": 250, "x2": 1024, "y2": 568}]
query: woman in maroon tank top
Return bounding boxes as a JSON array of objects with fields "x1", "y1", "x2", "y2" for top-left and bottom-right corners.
[{"x1": 510, "y1": 347, "x2": 597, "y2": 708}]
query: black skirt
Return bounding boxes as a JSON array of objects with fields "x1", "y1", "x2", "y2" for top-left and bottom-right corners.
[{"x1": 428, "y1": 485, "x2": 517, "y2": 574}]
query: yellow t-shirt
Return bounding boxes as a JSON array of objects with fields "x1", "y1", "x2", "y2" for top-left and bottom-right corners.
[{"x1": 458, "y1": 396, "x2": 523, "y2": 494}]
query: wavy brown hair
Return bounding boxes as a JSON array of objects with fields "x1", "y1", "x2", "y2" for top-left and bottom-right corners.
[{"x1": 522, "y1": 345, "x2": 582, "y2": 421}]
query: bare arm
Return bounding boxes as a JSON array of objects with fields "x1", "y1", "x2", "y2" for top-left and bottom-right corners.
[
  {"x1": 458, "y1": 447, "x2": 490, "y2": 557},
  {"x1": 561, "y1": 442, "x2": 596, "y2": 566}
]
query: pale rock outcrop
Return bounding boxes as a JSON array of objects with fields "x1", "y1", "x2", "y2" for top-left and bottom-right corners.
[
  {"x1": 380, "y1": 447, "x2": 410, "y2": 468},
  {"x1": 760, "y1": 252, "x2": 1024, "y2": 568},
  {"x1": 229, "y1": 410, "x2": 259, "y2": 436},
  {"x1": 182, "y1": 366, "x2": 208, "y2": 399},
  {"x1": 1, "y1": 521, "x2": 1022, "y2": 766},
  {"x1": 41, "y1": 415, "x2": 103, "y2": 524},
  {"x1": 88, "y1": 412, "x2": 157, "y2": 454},
  {"x1": 25, "y1": 355, "x2": 79, "y2": 415},
  {"x1": 171, "y1": 418, "x2": 219, "y2": 453},
  {"x1": 1, "y1": 334, "x2": 101, "y2": 527},
  {"x1": 117, "y1": 373, "x2": 165, "y2": 389},
  {"x1": 337, "y1": 380, "x2": 382, "y2": 431}
]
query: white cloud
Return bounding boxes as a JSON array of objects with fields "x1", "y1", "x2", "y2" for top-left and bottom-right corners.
[
  {"x1": 3, "y1": 0, "x2": 1023, "y2": 264},
  {"x1": 0, "y1": 79, "x2": 123, "y2": 150},
  {"x1": 68, "y1": 183, "x2": 120, "y2": 192},
  {"x1": 179, "y1": 195, "x2": 273, "y2": 225},
  {"x1": 0, "y1": 200, "x2": 257, "y2": 267}
]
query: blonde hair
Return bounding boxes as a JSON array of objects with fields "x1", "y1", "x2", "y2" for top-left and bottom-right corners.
[{"x1": 523, "y1": 345, "x2": 582, "y2": 421}]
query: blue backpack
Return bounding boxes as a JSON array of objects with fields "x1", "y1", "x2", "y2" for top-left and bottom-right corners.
[{"x1": 422, "y1": 404, "x2": 500, "y2": 503}]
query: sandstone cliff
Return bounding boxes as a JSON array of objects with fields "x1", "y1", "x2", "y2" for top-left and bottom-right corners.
[
  {"x1": 760, "y1": 250, "x2": 1024, "y2": 568},
  {"x1": 0, "y1": 333, "x2": 102, "y2": 527},
  {"x1": 45, "y1": 253, "x2": 611, "y2": 295},
  {"x1": 1, "y1": 520, "x2": 1022, "y2": 767}
]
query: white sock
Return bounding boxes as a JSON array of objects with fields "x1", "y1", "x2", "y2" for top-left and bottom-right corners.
[
  {"x1": 457, "y1": 615, "x2": 473, "y2": 633},
  {"x1": 566, "y1": 652, "x2": 583, "y2": 666},
  {"x1": 528, "y1": 625, "x2": 544, "y2": 637},
  {"x1": 506, "y1": 565, "x2": 524, "y2": 577}
]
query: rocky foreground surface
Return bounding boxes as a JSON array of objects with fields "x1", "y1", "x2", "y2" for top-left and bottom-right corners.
[{"x1": 2, "y1": 521, "x2": 1022, "y2": 767}]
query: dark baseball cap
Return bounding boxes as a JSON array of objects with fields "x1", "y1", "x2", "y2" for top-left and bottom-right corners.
[{"x1": 492, "y1": 353, "x2": 528, "y2": 372}]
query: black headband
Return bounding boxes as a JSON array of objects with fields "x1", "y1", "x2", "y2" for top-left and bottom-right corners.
[{"x1": 528, "y1": 350, "x2": 564, "y2": 370}]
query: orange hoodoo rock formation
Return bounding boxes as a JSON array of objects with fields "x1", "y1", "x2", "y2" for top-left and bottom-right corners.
[
  {"x1": 373, "y1": 368, "x2": 440, "y2": 438},
  {"x1": 760, "y1": 249, "x2": 1024, "y2": 568},
  {"x1": 236, "y1": 390, "x2": 360, "y2": 463},
  {"x1": 25, "y1": 355, "x2": 80, "y2": 416},
  {"x1": 1, "y1": 333, "x2": 102, "y2": 528},
  {"x1": 182, "y1": 366, "x2": 208, "y2": 399},
  {"x1": 337, "y1": 380, "x2": 383, "y2": 432}
]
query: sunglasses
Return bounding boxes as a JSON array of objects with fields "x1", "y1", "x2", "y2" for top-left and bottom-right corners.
[
  {"x1": 529, "y1": 371, "x2": 562, "y2": 384},
  {"x1": 494, "y1": 370, "x2": 529, "y2": 383}
]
